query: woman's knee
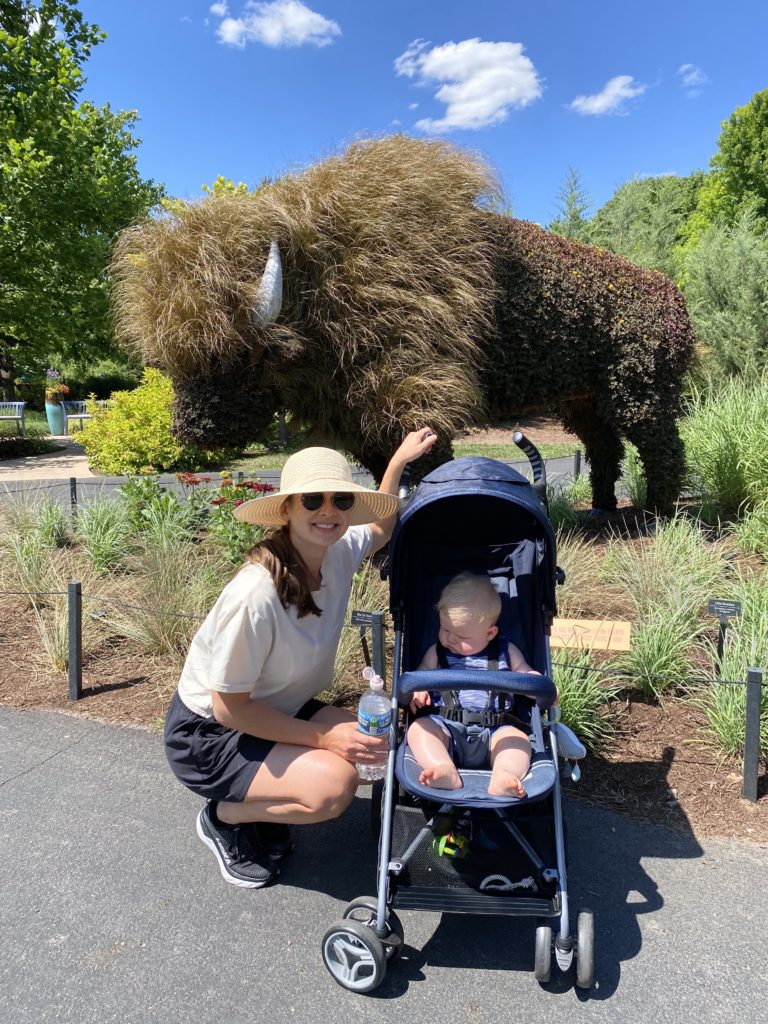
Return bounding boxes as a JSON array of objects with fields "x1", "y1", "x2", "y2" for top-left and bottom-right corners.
[{"x1": 306, "y1": 759, "x2": 359, "y2": 819}]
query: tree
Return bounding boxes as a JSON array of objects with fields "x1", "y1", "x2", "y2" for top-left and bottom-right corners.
[
  {"x1": 0, "y1": 0, "x2": 164, "y2": 390},
  {"x1": 590, "y1": 173, "x2": 704, "y2": 279},
  {"x1": 548, "y1": 167, "x2": 592, "y2": 242},
  {"x1": 680, "y1": 89, "x2": 768, "y2": 253},
  {"x1": 684, "y1": 206, "x2": 768, "y2": 375}
]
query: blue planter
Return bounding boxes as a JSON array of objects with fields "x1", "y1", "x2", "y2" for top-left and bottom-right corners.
[{"x1": 45, "y1": 400, "x2": 66, "y2": 436}]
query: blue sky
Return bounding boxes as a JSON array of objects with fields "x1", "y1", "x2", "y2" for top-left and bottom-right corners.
[{"x1": 78, "y1": 0, "x2": 768, "y2": 224}]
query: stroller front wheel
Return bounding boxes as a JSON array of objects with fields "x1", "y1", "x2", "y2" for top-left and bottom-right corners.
[
  {"x1": 343, "y1": 896, "x2": 404, "y2": 961},
  {"x1": 321, "y1": 919, "x2": 386, "y2": 993}
]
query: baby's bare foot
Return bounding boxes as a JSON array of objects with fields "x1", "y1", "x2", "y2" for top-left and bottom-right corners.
[
  {"x1": 419, "y1": 764, "x2": 462, "y2": 789},
  {"x1": 488, "y1": 769, "x2": 526, "y2": 798}
]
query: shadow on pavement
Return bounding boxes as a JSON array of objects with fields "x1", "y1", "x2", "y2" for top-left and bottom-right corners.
[{"x1": 279, "y1": 776, "x2": 704, "y2": 1000}]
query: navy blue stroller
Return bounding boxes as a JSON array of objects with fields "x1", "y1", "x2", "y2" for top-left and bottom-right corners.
[{"x1": 321, "y1": 436, "x2": 594, "y2": 993}]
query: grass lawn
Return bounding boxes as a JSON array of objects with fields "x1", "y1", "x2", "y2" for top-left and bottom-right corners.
[
  {"x1": 224, "y1": 435, "x2": 576, "y2": 475},
  {"x1": 0, "y1": 409, "x2": 51, "y2": 440}
]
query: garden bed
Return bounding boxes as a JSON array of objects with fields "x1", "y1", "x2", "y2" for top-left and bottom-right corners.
[{"x1": 0, "y1": 415, "x2": 765, "y2": 845}]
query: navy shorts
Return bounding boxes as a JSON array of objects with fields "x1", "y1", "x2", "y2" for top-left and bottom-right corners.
[{"x1": 163, "y1": 691, "x2": 327, "y2": 803}]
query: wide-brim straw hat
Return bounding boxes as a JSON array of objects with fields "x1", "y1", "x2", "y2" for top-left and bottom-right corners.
[{"x1": 233, "y1": 447, "x2": 400, "y2": 528}]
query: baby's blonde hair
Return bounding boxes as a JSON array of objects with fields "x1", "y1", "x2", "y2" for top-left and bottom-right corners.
[{"x1": 437, "y1": 572, "x2": 501, "y2": 625}]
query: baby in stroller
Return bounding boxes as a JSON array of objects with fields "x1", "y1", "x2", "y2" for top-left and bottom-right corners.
[{"x1": 407, "y1": 572, "x2": 542, "y2": 798}]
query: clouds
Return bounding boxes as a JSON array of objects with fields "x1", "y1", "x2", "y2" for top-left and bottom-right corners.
[
  {"x1": 213, "y1": 0, "x2": 341, "y2": 49},
  {"x1": 394, "y1": 38, "x2": 542, "y2": 133},
  {"x1": 569, "y1": 75, "x2": 646, "y2": 116},
  {"x1": 677, "y1": 63, "x2": 709, "y2": 97}
]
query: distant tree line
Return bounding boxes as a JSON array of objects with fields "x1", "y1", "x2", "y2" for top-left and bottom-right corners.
[{"x1": 547, "y1": 88, "x2": 768, "y2": 377}]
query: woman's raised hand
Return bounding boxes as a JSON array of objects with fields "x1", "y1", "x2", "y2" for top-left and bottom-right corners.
[{"x1": 394, "y1": 428, "x2": 437, "y2": 466}]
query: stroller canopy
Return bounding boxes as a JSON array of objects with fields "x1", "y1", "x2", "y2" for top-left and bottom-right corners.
[{"x1": 388, "y1": 457, "x2": 558, "y2": 673}]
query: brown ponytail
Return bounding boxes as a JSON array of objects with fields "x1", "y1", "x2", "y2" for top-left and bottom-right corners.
[{"x1": 245, "y1": 526, "x2": 322, "y2": 618}]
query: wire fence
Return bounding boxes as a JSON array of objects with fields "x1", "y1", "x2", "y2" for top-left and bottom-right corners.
[{"x1": 1, "y1": 585, "x2": 764, "y2": 802}]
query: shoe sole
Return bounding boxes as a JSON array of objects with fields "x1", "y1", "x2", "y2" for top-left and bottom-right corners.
[{"x1": 196, "y1": 810, "x2": 278, "y2": 889}]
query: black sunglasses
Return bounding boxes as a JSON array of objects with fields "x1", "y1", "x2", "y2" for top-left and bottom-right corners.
[{"x1": 300, "y1": 492, "x2": 356, "y2": 512}]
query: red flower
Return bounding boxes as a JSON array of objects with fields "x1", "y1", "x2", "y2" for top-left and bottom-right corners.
[
  {"x1": 210, "y1": 497, "x2": 228, "y2": 506},
  {"x1": 233, "y1": 499, "x2": 244, "y2": 507}
]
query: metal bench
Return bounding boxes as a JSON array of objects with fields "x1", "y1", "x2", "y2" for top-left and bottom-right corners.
[
  {"x1": 0, "y1": 401, "x2": 26, "y2": 436},
  {"x1": 62, "y1": 399, "x2": 109, "y2": 433}
]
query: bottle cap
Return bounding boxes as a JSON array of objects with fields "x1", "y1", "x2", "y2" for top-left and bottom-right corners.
[{"x1": 362, "y1": 666, "x2": 384, "y2": 689}]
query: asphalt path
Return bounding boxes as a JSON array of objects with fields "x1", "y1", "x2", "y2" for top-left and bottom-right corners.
[{"x1": 1, "y1": 706, "x2": 766, "y2": 1024}]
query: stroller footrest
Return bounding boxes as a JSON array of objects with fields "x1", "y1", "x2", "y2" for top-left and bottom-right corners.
[
  {"x1": 392, "y1": 887, "x2": 559, "y2": 916},
  {"x1": 396, "y1": 743, "x2": 556, "y2": 809}
]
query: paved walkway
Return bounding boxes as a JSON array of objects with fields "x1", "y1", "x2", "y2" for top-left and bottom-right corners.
[
  {"x1": 1, "y1": 706, "x2": 766, "y2": 1024},
  {"x1": 0, "y1": 434, "x2": 94, "y2": 480},
  {"x1": 0, "y1": 439, "x2": 580, "y2": 496}
]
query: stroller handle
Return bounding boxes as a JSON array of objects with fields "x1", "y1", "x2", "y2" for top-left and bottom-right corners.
[{"x1": 396, "y1": 669, "x2": 557, "y2": 708}]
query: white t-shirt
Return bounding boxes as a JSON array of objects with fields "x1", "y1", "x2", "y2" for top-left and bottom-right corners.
[{"x1": 177, "y1": 525, "x2": 373, "y2": 719}]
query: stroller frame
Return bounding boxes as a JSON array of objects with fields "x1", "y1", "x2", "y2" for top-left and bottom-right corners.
[{"x1": 321, "y1": 435, "x2": 594, "y2": 993}]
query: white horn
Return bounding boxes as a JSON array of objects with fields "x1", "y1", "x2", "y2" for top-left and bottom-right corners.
[{"x1": 251, "y1": 240, "x2": 283, "y2": 326}]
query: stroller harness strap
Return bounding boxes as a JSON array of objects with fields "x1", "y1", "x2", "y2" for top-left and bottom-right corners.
[{"x1": 435, "y1": 638, "x2": 528, "y2": 730}]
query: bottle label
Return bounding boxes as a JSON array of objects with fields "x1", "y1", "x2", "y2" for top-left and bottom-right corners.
[{"x1": 358, "y1": 708, "x2": 392, "y2": 736}]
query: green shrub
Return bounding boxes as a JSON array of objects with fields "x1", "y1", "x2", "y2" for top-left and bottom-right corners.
[
  {"x1": 733, "y1": 500, "x2": 768, "y2": 556},
  {"x1": 79, "y1": 369, "x2": 183, "y2": 474},
  {"x1": 108, "y1": 539, "x2": 229, "y2": 661},
  {"x1": 683, "y1": 207, "x2": 768, "y2": 375},
  {"x1": 547, "y1": 476, "x2": 592, "y2": 531},
  {"x1": 75, "y1": 498, "x2": 134, "y2": 573},
  {"x1": 681, "y1": 372, "x2": 768, "y2": 514},
  {"x1": 65, "y1": 357, "x2": 143, "y2": 401},
  {"x1": 554, "y1": 531, "x2": 605, "y2": 618},
  {"x1": 551, "y1": 647, "x2": 619, "y2": 752},
  {"x1": 37, "y1": 497, "x2": 70, "y2": 548},
  {"x1": 692, "y1": 572, "x2": 768, "y2": 755},
  {"x1": 601, "y1": 513, "x2": 729, "y2": 622},
  {"x1": 620, "y1": 442, "x2": 647, "y2": 508},
  {"x1": 79, "y1": 368, "x2": 235, "y2": 475},
  {"x1": 613, "y1": 606, "x2": 705, "y2": 700}
]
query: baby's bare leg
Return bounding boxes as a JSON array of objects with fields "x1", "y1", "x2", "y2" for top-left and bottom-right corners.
[
  {"x1": 488, "y1": 726, "x2": 532, "y2": 797},
  {"x1": 407, "y1": 718, "x2": 462, "y2": 789}
]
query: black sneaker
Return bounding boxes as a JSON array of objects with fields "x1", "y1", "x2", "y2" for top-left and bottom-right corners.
[
  {"x1": 255, "y1": 822, "x2": 294, "y2": 861},
  {"x1": 196, "y1": 804, "x2": 279, "y2": 889}
]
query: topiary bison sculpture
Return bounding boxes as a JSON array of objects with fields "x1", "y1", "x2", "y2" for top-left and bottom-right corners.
[{"x1": 111, "y1": 136, "x2": 694, "y2": 513}]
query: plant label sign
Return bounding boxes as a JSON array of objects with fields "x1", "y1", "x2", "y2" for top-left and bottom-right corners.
[
  {"x1": 550, "y1": 619, "x2": 632, "y2": 651},
  {"x1": 351, "y1": 610, "x2": 376, "y2": 627},
  {"x1": 707, "y1": 599, "x2": 742, "y2": 620}
]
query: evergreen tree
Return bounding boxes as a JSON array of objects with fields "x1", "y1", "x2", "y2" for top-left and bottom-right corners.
[
  {"x1": 684, "y1": 206, "x2": 768, "y2": 374},
  {"x1": 548, "y1": 167, "x2": 592, "y2": 241}
]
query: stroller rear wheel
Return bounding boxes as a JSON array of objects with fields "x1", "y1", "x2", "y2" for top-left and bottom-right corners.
[
  {"x1": 343, "y1": 896, "x2": 404, "y2": 961},
  {"x1": 534, "y1": 921, "x2": 552, "y2": 983},
  {"x1": 575, "y1": 910, "x2": 595, "y2": 989},
  {"x1": 321, "y1": 919, "x2": 386, "y2": 993}
]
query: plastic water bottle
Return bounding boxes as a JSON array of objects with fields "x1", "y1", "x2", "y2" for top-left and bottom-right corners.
[{"x1": 356, "y1": 667, "x2": 391, "y2": 781}]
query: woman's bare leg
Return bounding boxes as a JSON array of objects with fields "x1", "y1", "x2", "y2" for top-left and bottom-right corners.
[
  {"x1": 216, "y1": 707, "x2": 360, "y2": 826},
  {"x1": 407, "y1": 717, "x2": 462, "y2": 789},
  {"x1": 488, "y1": 726, "x2": 531, "y2": 797}
]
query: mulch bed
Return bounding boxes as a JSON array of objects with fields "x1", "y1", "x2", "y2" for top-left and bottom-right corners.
[
  {"x1": 1, "y1": 593, "x2": 765, "y2": 845},
  {"x1": 1, "y1": 417, "x2": 766, "y2": 845}
]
